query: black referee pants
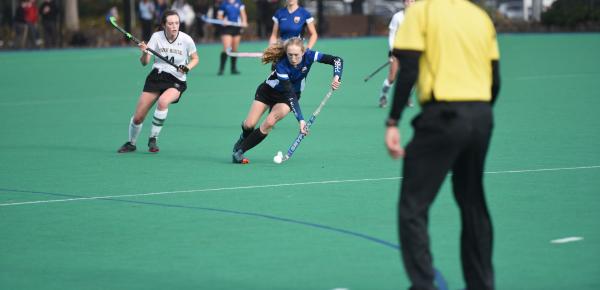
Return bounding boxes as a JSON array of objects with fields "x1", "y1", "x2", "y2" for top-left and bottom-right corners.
[{"x1": 398, "y1": 102, "x2": 494, "y2": 290}]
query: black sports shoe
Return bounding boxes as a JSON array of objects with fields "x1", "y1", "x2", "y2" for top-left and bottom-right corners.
[
  {"x1": 118, "y1": 142, "x2": 136, "y2": 153},
  {"x1": 148, "y1": 137, "x2": 159, "y2": 153},
  {"x1": 232, "y1": 149, "x2": 249, "y2": 164},
  {"x1": 217, "y1": 69, "x2": 224, "y2": 76},
  {"x1": 231, "y1": 69, "x2": 241, "y2": 75},
  {"x1": 379, "y1": 96, "x2": 388, "y2": 108},
  {"x1": 232, "y1": 134, "x2": 244, "y2": 153}
]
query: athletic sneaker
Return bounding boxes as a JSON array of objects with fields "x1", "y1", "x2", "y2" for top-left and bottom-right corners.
[
  {"x1": 117, "y1": 142, "x2": 136, "y2": 153},
  {"x1": 217, "y1": 69, "x2": 224, "y2": 76},
  {"x1": 379, "y1": 96, "x2": 388, "y2": 108},
  {"x1": 231, "y1": 69, "x2": 241, "y2": 75},
  {"x1": 232, "y1": 134, "x2": 244, "y2": 153},
  {"x1": 148, "y1": 137, "x2": 159, "y2": 153},
  {"x1": 232, "y1": 149, "x2": 249, "y2": 164}
]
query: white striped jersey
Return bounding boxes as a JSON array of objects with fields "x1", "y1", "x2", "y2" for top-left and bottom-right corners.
[
  {"x1": 146, "y1": 31, "x2": 196, "y2": 81},
  {"x1": 388, "y1": 10, "x2": 405, "y2": 51}
]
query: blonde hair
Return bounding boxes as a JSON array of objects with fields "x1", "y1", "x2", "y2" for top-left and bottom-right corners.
[{"x1": 262, "y1": 37, "x2": 305, "y2": 65}]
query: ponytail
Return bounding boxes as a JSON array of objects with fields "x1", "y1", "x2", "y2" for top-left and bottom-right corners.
[
  {"x1": 262, "y1": 42, "x2": 285, "y2": 64},
  {"x1": 262, "y1": 37, "x2": 306, "y2": 65}
]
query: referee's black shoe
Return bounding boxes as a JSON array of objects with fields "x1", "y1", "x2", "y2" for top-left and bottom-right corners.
[
  {"x1": 117, "y1": 142, "x2": 136, "y2": 153},
  {"x1": 148, "y1": 137, "x2": 159, "y2": 153}
]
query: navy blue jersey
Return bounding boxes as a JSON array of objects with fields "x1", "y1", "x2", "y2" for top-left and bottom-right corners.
[
  {"x1": 266, "y1": 49, "x2": 322, "y2": 93},
  {"x1": 263, "y1": 49, "x2": 344, "y2": 122},
  {"x1": 272, "y1": 7, "x2": 314, "y2": 40},
  {"x1": 218, "y1": 0, "x2": 245, "y2": 23}
]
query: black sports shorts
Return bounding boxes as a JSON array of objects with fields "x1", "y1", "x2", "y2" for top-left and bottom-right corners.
[
  {"x1": 143, "y1": 69, "x2": 187, "y2": 103},
  {"x1": 254, "y1": 82, "x2": 301, "y2": 109},
  {"x1": 221, "y1": 26, "x2": 241, "y2": 36}
]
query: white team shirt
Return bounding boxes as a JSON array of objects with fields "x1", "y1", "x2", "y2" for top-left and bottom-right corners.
[
  {"x1": 146, "y1": 31, "x2": 197, "y2": 82},
  {"x1": 388, "y1": 10, "x2": 405, "y2": 51}
]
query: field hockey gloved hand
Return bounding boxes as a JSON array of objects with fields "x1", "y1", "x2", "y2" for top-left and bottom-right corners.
[{"x1": 178, "y1": 65, "x2": 189, "y2": 73}]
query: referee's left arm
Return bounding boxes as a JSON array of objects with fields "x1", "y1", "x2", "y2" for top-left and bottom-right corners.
[
  {"x1": 491, "y1": 60, "x2": 500, "y2": 104},
  {"x1": 386, "y1": 49, "x2": 420, "y2": 127}
]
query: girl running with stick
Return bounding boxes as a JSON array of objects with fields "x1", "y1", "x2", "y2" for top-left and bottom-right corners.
[
  {"x1": 231, "y1": 37, "x2": 343, "y2": 164},
  {"x1": 117, "y1": 10, "x2": 198, "y2": 153}
]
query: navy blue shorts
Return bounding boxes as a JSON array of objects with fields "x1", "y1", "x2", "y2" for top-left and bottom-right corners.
[
  {"x1": 221, "y1": 26, "x2": 241, "y2": 36},
  {"x1": 254, "y1": 82, "x2": 301, "y2": 110}
]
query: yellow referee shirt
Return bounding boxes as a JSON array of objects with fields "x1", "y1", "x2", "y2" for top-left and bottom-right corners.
[{"x1": 393, "y1": 0, "x2": 500, "y2": 103}]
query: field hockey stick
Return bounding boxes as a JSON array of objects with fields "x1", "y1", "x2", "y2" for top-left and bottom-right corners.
[
  {"x1": 363, "y1": 60, "x2": 390, "y2": 82},
  {"x1": 226, "y1": 50, "x2": 263, "y2": 58},
  {"x1": 274, "y1": 90, "x2": 334, "y2": 163},
  {"x1": 108, "y1": 16, "x2": 185, "y2": 72},
  {"x1": 200, "y1": 15, "x2": 246, "y2": 27}
]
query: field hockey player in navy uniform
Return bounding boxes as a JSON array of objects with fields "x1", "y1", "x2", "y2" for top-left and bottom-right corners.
[
  {"x1": 231, "y1": 37, "x2": 343, "y2": 164},
  {"x1": 217, "y1": 0, "x2": 247, "y2": 75},
  {"x1": 117, "y1": 10, "x2": 199, "y2": 153},
  {"x1": 269, "y1": 0, "x2": 317, "y2": 49}
]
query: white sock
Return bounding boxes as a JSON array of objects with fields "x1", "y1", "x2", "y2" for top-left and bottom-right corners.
[
  {"x1": 150, "y1": 109, "x2": 168, "y2": 138},
  {"x1": 381, "y1": 79, "x2": 392, "y2": 98},
  {"x1": 129, "y1": 117, "x2": 143, "y2": 145}
]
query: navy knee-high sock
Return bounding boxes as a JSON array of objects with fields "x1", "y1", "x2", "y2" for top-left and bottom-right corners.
[
  {"x1": 231, "y1": 56, "x2": 238, "y2": 71},
  {"x1": 241, "y1": 123, "x2": 253, "y2": 139},
  {"x1": 219, "y1": 52, "x2": 227, "y2": 71},
  {"x1": 241, "y1": 128, "x2": 267, "y2": 152}
]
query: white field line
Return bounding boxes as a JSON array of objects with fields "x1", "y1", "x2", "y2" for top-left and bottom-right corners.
[
  {"x1": 509, "y1": 72, "x2": 600, "y2": 81},
  {"x1": 1, "y1": 165, "x2": 599, "y2": 207},
  {"x1": 551, "y1": 237, "x2": 584, "y2": 244}
]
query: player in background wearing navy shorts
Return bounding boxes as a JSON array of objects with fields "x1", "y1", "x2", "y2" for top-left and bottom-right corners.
[{"x1": 217, "y1": 0, "x2": 247, "y2": 75}]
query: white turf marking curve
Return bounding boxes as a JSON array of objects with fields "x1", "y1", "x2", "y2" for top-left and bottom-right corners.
[
  {"x1": 550, "y1": 237, "x2": 584, "y2": 244},
  {"x1": 1, "y1": 165, "x2": 599, "y2": 207}
]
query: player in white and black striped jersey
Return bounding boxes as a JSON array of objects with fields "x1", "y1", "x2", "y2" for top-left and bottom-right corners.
[
  {"x1": 118, "y1": 10, "x2": 199, "y2": 153},
  {"x1": 378, "y1": 0, "x2": 415, "y2": 108}
]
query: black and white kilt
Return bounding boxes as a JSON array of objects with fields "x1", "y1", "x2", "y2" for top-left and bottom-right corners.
[
  {"x1": 221, "y1": 26, "x2": 242, "y2": 36},
  {"x1": 143, "y1": 69, "x2": 187, "y2": 103},
  {"x1": 254, "y1": 82, "x2": 301, "y2": 109}
]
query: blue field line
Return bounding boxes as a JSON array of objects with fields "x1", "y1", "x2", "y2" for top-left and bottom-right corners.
[{"x1": 1, "y1": 187, "x2": 449, "y2": 289}]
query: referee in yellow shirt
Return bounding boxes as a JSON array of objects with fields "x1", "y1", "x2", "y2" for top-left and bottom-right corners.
[{"x1": 384, "y1": 0, "x2": 500, "y2": 289}]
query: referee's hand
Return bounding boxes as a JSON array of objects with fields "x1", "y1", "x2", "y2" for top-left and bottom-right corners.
[{"x1": 385, "y1": 127, "x2": 405, "y2": 159}]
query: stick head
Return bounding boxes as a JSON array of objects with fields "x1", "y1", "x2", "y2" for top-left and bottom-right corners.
[{"x1": 108, "y1": 16, "x2": 133, "y2": 40}]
